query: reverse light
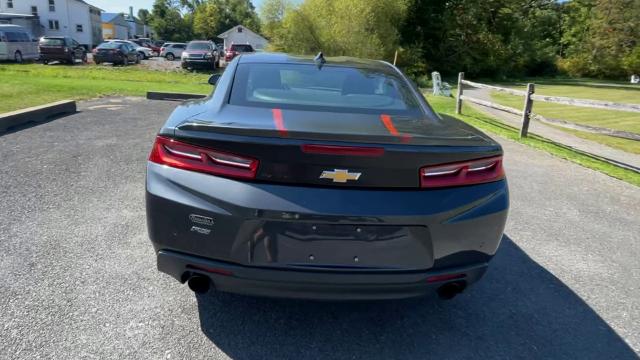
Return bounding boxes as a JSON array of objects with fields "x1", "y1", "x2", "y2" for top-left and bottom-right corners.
[
  {"x1": 148, "y1": 136, "x2": 258, "y2": 179},
  {"x1": 420, "y1": 156, "x2": 504, "y2": 188}
]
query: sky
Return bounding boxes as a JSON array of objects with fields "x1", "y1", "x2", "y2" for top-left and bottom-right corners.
[{"x1": 89, "y1": 0, "x2": 266, "y2": 13}]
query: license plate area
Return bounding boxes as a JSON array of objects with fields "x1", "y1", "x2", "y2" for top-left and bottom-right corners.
[{"x1": 247, "y1": 222, "x2": 433, "y2": 270}]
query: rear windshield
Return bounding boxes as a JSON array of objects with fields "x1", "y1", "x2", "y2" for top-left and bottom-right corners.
[
  {"x1": 231, "y1": 44, "x2": 253, "y2": 52},
  {"x1": 187, "y1": 42, "x2": 211, "y2": 51},
  {"x1": 97, "y1": 42, "x2": 121, "y2": 49},
  {"x1": 229, "y1": 63, "x2": 422, "y2": 115},
  {"x1": 40, "y1": 38, "x2": 65, "y2": 46}
]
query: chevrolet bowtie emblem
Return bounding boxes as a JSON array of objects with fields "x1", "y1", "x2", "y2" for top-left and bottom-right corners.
[{"x1": 320, "y1": 169, "x2": 362, "y2": 183}]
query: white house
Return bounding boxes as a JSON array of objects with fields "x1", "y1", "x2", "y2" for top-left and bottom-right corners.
[
  {"x1": 0, "y1": 0, "x2": 103, "y2": 48},
  {"x1": 218, "y1": 25, "x2": 268, "y2": 51}
]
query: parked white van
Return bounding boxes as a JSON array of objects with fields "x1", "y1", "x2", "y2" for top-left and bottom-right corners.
[{"x1": 0, "y1": 25, "x2": 38, "y2": 63}]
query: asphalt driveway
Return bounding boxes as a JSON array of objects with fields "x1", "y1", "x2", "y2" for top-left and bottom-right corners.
[{"x1": 1, "y1": 97, "x2": 638, "y2": 359}]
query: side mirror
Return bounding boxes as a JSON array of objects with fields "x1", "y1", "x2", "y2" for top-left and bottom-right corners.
[{"x1": 208, "y1": 74, "x2": 221, "y2": 86}]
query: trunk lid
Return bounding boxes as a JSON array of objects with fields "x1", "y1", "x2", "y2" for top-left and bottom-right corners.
[{"x1": 172, "y1": 106, "x2": 501, "y2": 188}]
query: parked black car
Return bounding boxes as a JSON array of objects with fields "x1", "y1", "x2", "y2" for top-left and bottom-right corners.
[
  {"x1": 146, "y1": 53, "x2": 509, "y2": 301},
  {"x1": 93, "y1": 42, "x2": 140, "y2": 66},
  {"x1": 38, "y1": 36, "x2": 87, "y2": 65}
]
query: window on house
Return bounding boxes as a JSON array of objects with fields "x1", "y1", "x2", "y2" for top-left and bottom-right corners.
[
  {"x1": 237, "y1": 27, "x2": 243, "y2": 33},
  {"x1": 31, "y1": 6, "x2": 38, "y2": 16},
  {"x1": 48, "y1": 20, "x2": 59, "y2": 30},
  {"x1": 7, "y1": 0, "x2": 13, "y2": 9},
  {"x1": 76, "y1": 24, "x2": 83, "y2": 32},
  {"x1": 49, "y1": 0, "x2": 55, "y2": 12}
]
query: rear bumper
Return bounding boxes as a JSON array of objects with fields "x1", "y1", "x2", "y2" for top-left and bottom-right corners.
[
  {"x1": 94, "y1": 54, "x2": 123, "y2": 63},
  {"x1": 39, "y1": 53, "x2": 72, "y2": 61},
  {"x1": 146, "y1": 162, "x2": 509, "y2": 299},
  {"x1": 158, "y1": 249, "x2": 488, "y2": 300}
]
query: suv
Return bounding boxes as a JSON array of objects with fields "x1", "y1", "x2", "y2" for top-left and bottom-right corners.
[
  {"x1": 224, "y1": 43, "x2": 254, "y2": 62},
  {"x1": 181, "y1": 40, "x2": 219, "y2": 70},
  {"x1": 160, "y1": 42, "x2": 186, "y2": 61},
  {"x1": 39, "y1": 36, "x2": 87, "y2": 65}
]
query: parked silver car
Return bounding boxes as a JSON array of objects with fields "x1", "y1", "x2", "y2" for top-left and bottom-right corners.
[{"x1": 160, "y1": 42, "x2": 186, "y2": 61}]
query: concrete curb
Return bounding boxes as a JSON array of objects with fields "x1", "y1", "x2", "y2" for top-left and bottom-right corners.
[
  {"x1": 146, "y1": 92, "x2": 207, "y2": 101},
  {"x1": 0, "y1": 100, "x2": 76, "y2": 133}
]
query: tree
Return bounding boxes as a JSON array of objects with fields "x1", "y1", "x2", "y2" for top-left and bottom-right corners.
[
  {"x1": 137, "y1": 9, "x2": 151, "y2": 24},
  {"x1": 272, "y1": 0, "x2": 408, "y2": 60},
  {"x1": 191, "y1": 0, "x2": 261, "y2": 39},
  {"x1": 260, "y1": 0, "x2": 290, "y2": 41},
  {"x1": 559, "y1": 0, "x2": 640, "y2": 77},
  {"x1": 149, "y1": 0, "x2": 193, "y2": 41}
]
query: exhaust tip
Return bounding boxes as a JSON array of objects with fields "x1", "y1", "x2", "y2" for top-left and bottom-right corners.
[
  {"x1": 187, "y1": 275, "x2": 210, "y2": 294},
  {"x1": 437, "y1": 281, "x2": 466, "y2": 300}
]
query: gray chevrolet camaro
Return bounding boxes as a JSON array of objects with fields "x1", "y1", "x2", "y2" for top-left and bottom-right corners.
[{"x1": 146, "y1": 53, "x2": 509, "y2": 300}]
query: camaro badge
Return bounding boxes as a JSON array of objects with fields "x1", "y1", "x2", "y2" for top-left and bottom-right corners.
[{"x1": 320, "y1": 169, "x2": 361, "y2": 183}]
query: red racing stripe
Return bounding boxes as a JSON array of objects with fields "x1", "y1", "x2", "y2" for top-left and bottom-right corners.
[
  {"x1": 380, "y1": 114, "x2": 411, "y2": 143},
  {"x1": 380, "y1": 114, "x2": 399, "y2": 136},
  {"x1": 272, "y1": 108, "x2": 288, "y2": 137}
]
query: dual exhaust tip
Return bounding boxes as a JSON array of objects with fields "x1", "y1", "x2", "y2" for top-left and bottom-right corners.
[{"x1": 187, "y1": 274, "x2": 467, "y2": 300}]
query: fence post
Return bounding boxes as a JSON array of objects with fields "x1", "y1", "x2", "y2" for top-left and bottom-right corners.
[
  {"x1": 519, "y1": 83, "x2": 535, "y2": 138},
  {"x1": 455, "y1": 72, "x2": 464, "y2": 114}
]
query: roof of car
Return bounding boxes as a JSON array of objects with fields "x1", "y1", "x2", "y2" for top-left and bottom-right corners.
[{"x1": 238, "y1": 52, "x2": 391, "y2": 70}]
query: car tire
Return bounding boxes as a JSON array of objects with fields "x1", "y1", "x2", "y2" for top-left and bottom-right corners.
[
  {"x1": 82, "y1": 54, "x2": 88, "y2": 63},
  {"x1": 69, "y1": 54, "x2": 76, "y2": 65},
  {"x1": 123, "y1": 57, "x2": 129, "y2": 66},
  {"x1": 136, "y1": 54, "x2": 141, "y2": 64},
  {"x1": 14, "y1": 51, "x2": 23, "y2": 64},
  {"x1": 166, "y1": 53, "x2": 175, "y2": 61},
  {"x1": 42, "y1": 59, "x2": 49, "y2": 65},
  {"x1": 138, "y1": 51, "x2": 146, "y2": 60},
  {"x1": 95, "y1": 60, "x2": 101, "y2": 65}
]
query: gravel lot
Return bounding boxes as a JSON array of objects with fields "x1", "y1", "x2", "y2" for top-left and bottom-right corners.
[{"x1": 1, "y1": 97, "x2": 638, "y2": 359}]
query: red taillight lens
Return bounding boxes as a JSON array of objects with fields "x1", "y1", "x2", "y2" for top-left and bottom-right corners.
[
  {"x1": 301, "y1": 144, "x2": 384, "y2": 157},
  {"x1": 149, "y1": 136, "x2": 258, "y2": 179},
  {"x1": 426, "y1": 273, "x2": 466, "y2": 283},
  {"x1": 420, "y1": 155, "x2": 504, "y2": 188}
]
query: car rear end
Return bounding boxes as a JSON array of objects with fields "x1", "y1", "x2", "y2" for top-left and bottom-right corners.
[
  {"x1": 93, "y1": 42, "x2": 125, "y2": 64},
  {"x1": 146, "y1": 55, "x2": 509, "y2": 300},
  {"x1": 38, "y1": 37, "x2": 72, "y2": 63},
  {"x1": 225, "y1": 44, "x2": 254, "y2": 62}
]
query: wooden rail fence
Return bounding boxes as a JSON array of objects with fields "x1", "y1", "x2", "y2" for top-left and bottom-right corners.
[{"x1": 455, "y1": 72, "x2": 640, "y2": 141}]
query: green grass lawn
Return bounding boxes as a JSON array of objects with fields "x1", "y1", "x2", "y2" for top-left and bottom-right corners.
[
  {"x1": 426, "y1": 94, "x2": 640, "y2": 187},
  {"x1": 485, "y1": 79, "x2": 640, "y2": 154},
  {"x1": 0, "y1": 63, "x2": 212, "y2": 113}
]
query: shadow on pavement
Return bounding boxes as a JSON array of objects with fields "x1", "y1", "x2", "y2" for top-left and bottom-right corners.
[{"x1": 195, "y1": 235, "x2": 637, "y2": 359}]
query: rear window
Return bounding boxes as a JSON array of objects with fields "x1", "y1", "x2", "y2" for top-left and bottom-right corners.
[
  {"x1": 97, "y1": 42, "x2": 121, "y2": 49},
  {"x1": 230, "y1": 44, "x2": 253, "y2": 52},
  {"x1": 187, "y1": 42, "x2": 211, "y2": 51},
  {"x1": 229, "y1": 63, "x2": 422, "y2": 115},
  {"x1": 40, "y1": 38, "x2": 65, "y2": 46}
]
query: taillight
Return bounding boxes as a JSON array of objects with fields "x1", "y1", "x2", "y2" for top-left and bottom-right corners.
[
  {"x1": 148, "y1": 136, "x2": 258, "y2": 179},
  {"x1": 420, "y1": 155, "x2": 504, "y2": 188}
]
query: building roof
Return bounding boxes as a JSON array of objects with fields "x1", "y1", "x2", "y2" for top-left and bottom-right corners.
[
  {"x1": 217, "y1": 25, "x2": 267, "y2": 42},
  {"x1": 101, "y1": 13, "x2": 124, "y2": 23}
]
